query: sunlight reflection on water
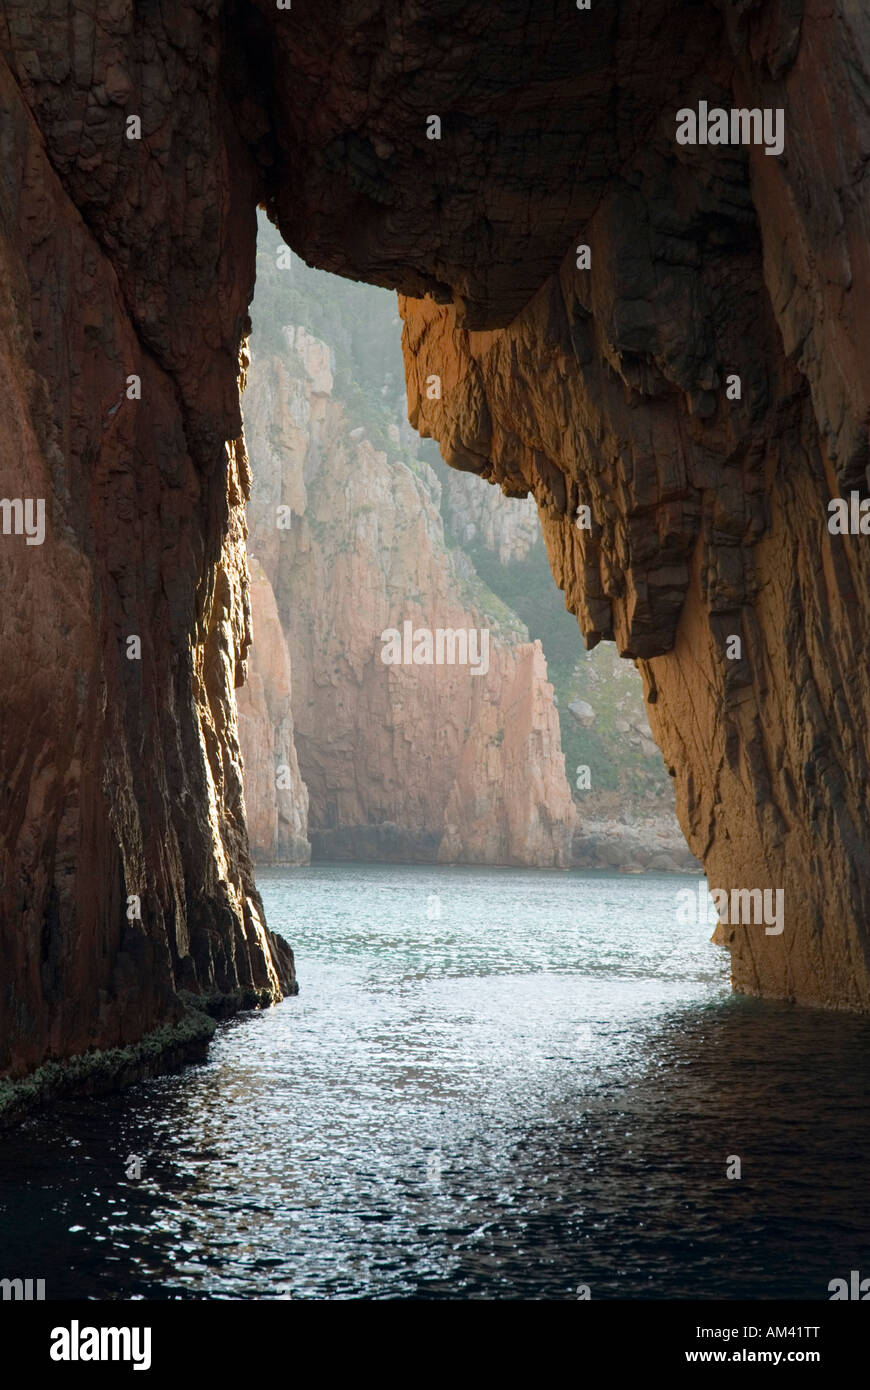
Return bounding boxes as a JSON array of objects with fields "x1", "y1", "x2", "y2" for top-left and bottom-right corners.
[{"x1": 2, "y1": 865, "x2": 869, "y2": 1300}]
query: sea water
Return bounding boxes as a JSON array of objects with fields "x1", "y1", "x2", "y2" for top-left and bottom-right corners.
[{"x1": 1, "y1": 865, "x2": 869, "y2": 1300}]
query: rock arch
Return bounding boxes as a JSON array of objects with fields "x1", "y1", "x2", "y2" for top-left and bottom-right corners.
[{"x1": 1, "y1": 0, "x2": 868, "y2": 1084}]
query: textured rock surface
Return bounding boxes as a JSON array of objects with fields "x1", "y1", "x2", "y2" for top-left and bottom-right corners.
[
  {"x1": 0, "y1": 1, "x2": 294, "y2": 1079},
  {"x1": 572, "y1": 798, "x2": 702, "y2": 875},
  {"x1": 439, "y1": 467, "x2": 541, "y2": 566},
  {"x1": 1, "y1": 0, "x2": 869, "y2": 1083},
  {"x1": 243, "y1": 334, "x2": 577, "y2": 866}
]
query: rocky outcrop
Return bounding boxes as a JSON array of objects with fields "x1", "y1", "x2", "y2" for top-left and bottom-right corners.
[
  {"x1": 1, "y1": 0, "x2": 869, "y2": 1097},
  {"x1": 571, "y1": 795, "x2": 702, "y2": 875},
  {"x1": 243, "y1": 331, "x2": 577, "y2": 866},
  {"x1": 438, "y1": 465, "x2": 541, "y2": 566}
]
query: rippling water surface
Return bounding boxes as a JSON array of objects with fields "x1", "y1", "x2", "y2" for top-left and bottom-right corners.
[{"x1": 2, "y1": 864, "x2": 870, "y2": 1299}]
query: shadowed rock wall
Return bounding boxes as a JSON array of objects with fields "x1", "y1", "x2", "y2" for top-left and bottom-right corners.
[{"x1": 0, "y1": 1, "x2": 294, "y2": 1078}]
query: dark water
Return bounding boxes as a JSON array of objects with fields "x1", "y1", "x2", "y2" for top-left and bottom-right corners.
[{"x1": 2, "y1": 864, "x2": 869, "y2": 1300}]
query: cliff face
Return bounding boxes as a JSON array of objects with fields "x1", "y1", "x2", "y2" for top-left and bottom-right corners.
[
  {"x1": 1, "y1": 0, "x2": 869, "y2": 1091},
  {"x1": 439, "y1": 468, "x2": 541, "y2": 567},
  {"x1": 236, "y1": 560, "x2": 311, "y2": 865},
  {"x1": 243, "y1": 330, "x2": 577, "y2": 866},
  {"x1": 0, "y1": 2, "x2": 294, "y2": 1079}
]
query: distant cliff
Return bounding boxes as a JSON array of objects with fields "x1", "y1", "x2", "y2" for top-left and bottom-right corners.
[
  {"x1": 241, "y1": 326, "x2": 577, "y2": 867},
  {"x1": 439, "y1": 466, "x2": 541, "y2": 567},
  {"x1": 237, "y1": 560, "x2": 311, "y2": 865}
]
